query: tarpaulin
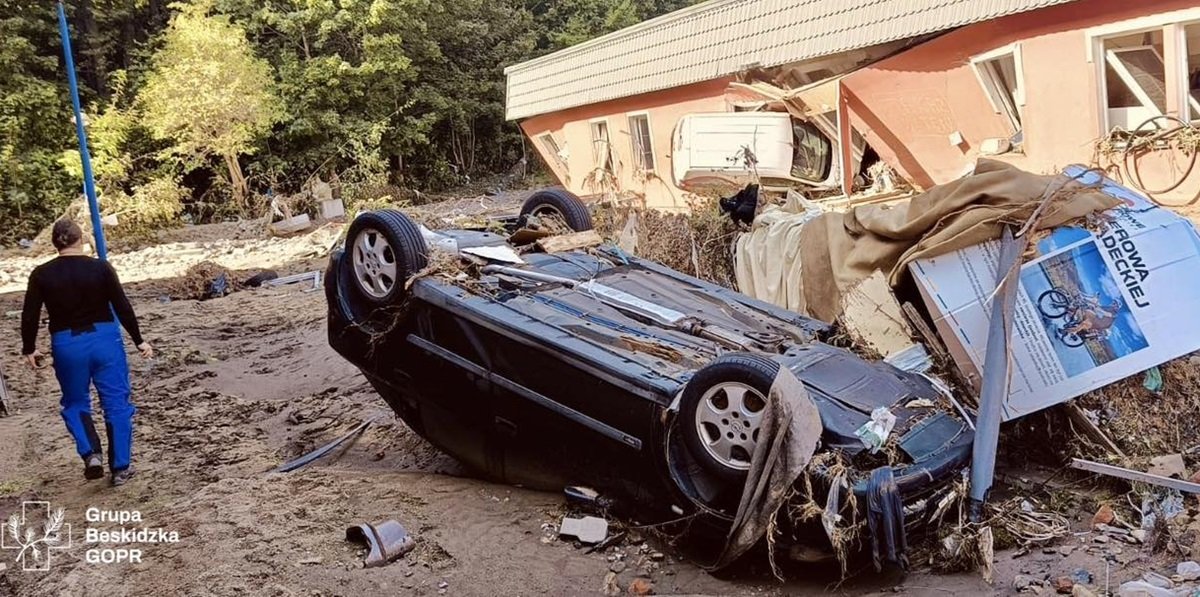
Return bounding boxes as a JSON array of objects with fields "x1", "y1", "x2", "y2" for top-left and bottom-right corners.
[
  {"x1": 735, "y1": 160, "x2": 1120, "y2": 323},
  {"x1": 733, "y1": 191, "x2": 823, "y2": 314},
  {"x1": 711, "y1": 366, "x2": 822, "y2": 574}
]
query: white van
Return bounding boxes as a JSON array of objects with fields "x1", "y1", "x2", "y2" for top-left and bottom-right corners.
[{"x1": 671, "y1": 112, "x2": 862, "y2": 190}]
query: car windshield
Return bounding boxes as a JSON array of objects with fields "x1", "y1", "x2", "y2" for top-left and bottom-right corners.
[{"x1": 791, "y1": 120, "x2": 832, "y2": 182}]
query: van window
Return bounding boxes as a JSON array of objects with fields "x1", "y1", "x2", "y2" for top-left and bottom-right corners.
[{"x1": 791, "y1": 121, "x2": 832, "y2": 182}]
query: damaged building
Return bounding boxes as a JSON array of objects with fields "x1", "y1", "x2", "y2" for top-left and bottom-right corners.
[{"x1": 506, "y1": 0, "x2": 1200, "y2": 206}]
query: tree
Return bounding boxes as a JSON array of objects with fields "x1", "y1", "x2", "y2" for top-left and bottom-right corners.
[
  {"x1": 0, "y1": 3, "x2": 76, "y2": 243},
  {"x1": 139, "y1": 0, "x2": 280, "y2": 206}
]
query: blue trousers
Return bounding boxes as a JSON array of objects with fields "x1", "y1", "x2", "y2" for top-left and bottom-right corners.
[{"x1": 50, "y1": 322, "x2": 135, "y2": 471}]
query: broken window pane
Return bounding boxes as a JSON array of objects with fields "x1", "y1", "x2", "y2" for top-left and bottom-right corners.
[
  {"x1": 590, "y1": 120, "x2": 612, "y2": 172},
  {"x1": 973, "y1": 50, "x2": 1023, "y2": 133},
  {"x1": 1186, "y1": 23, "x2": 1200, "y2": 122},
  {"x1": 1102, "y1": 30, "x2": 1165, "y2": 131},
  {"x1": 627, "y1": 114, "x2": 655, "y2": 172},
  {"x1": 538, "y1": 133, "x2": 567, "y2": 171}
]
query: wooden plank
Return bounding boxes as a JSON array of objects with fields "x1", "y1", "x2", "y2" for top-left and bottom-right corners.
[
  {"x1": 840, "y1": 271, "x2": 914, "y2": 357},
  {"x1": 1063, "y1": 403, "x2": 1127, "y2": 459},
  {"x1": 536, "y1": 230, "x2": 603, "y2": 253},
  {"x1": 1071, "y1": 458, "x2": 1200, "y2": 494}
]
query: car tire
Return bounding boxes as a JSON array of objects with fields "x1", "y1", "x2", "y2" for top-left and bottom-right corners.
[
  {"x1": 344, "y1": 209, "x2": 428, "y2": 308},
  {"x1": 679, "y1": 352, "x2": 780, "y2": 484},
  {"x1": 519, "y1": 189, "x2": 593, "y2": 232}
]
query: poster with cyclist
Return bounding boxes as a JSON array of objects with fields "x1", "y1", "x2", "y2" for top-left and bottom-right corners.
[{"x1": 910, "y1": 166, "x2": 1200, "y2": 420}]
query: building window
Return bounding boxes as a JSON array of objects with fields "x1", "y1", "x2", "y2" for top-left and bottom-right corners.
[
  {"x1": 1100, "y1": 30, "x2": 1166, "y2": 131},
  {"x1": 1186, "y1": 23, "x2": 1200, "y2": 122},
  {"x1": 590, "y1": 119, "x2": 613, "y2": 172},
  {"x1": 537, "y1": 133, "x2": 567, "y2": 171},
  {"x1": 971, "y1": 46, "x2": 1024, "y2": 134},
  {"x1": 627, "y1": 114, "x2": 655, "y2": 172}
]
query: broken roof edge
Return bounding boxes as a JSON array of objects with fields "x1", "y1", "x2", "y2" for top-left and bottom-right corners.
[
  {"x1": 504, "y1": 0, "x2": 1084, "y2": 121},
  {"x1": 502, "y1": 0, "x2": 735, "y2": 77}
]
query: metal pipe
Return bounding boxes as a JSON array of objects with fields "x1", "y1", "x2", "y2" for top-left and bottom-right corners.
[
  {"x1": 481, "y1": 265, "x2": 579, "y2": 287},
  {"x1": 968, "y1": 226, "x2": 1025, "y2": 521},
  {"x1": 57, "y1": 1, "x2": 108, "y2": 261}
]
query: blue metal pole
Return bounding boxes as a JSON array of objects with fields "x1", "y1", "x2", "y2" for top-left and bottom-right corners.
[{"x1": 57, "y1": 1, "x2": 108, "y2": 261}]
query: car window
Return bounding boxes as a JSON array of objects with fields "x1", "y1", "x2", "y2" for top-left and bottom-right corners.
[{"x1": 791, "y1": 121, "x2": 832, "y2": 182}]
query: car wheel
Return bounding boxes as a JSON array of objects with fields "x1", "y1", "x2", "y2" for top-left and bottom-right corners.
[
  {"x1": 519, "y1": 189, "x2": 593, "y2": 232},
  {"x1": 345, "y1": 209, "x2": 428, "y2": 307},
  {"x1": 680, "y1": 352, "x2": 779, "y2": 483}
]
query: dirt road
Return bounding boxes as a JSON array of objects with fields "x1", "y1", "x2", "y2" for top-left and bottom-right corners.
[{"x1": 0, "y1": 222, "x2": 1166, "y2": 596}]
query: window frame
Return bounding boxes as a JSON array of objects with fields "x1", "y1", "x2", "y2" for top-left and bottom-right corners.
[
  {"x1": 1086, "y1": 9, "x2": 1200, "y2": 132},
  {"x1": 625, "y1": 111, "x2": 656, "y2": 172},
  {"x1": 1177, "y1": 20, "x2": 1200, "y2": 123},
  {"x1": 588, "y1": 118, "x2": 613, "y2": 173},
  {"x1": 969, "y1": 43, "x2": 1026, "y2": 134},
  {"x1": 536, "y1": 132, "x2": 568, "y2": 172}
]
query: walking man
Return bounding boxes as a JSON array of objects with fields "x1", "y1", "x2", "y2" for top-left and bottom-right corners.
[{"x1": 20, "y1": 219, "x2": 152, "y2": 486}]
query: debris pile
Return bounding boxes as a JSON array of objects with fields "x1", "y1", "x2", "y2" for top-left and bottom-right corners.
[
  {"x1": 593, "y1": 195, "x2": 740, "y2": 289},
  {"x1": 172, "y1": 261, "x2": 237, "y2": 300}
]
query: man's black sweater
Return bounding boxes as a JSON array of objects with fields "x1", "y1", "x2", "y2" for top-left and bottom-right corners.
[{"x1": 21, "y1": 255, "x2": 144, "y2": 355}]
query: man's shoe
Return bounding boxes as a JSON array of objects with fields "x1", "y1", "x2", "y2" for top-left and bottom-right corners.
[
  {"x1": 110, "y1": 466, "x2": 135, "y2": 487},
  {"x1": 83, "y1": 454, "x2": 104, "y2": 480}
]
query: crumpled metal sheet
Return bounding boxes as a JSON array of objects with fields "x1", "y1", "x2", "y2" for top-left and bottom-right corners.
[{"x1": 345, "y1": 520, "x2": 416, "y2": 568}]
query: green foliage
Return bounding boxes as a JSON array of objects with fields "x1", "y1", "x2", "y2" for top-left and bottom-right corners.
[
  {"x1": 2, "y1": 0, "x2": 702, "y2": 242},
  {"x1": 0, "y1": 4, "x2": 76, "y2": 243},
  {"x1": 139, "y1": 1, "x2": 281, "y2": 203},
  {"x1": 106, "y1": 176, "x2": 187, "y2": 239}
]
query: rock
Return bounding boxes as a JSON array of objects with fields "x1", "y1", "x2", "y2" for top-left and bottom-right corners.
[
  {"x1": 1093, "y1": 505, "x2": 1116, "y2": 528},
  {"x1": 297, "y1": 556, "x2": 323, "y2": 565},
  {"x1": 1178, "y1": 561, "x2": 1200, "y2": 580},
  {"x1": 629, "y1": 577, "x2": 654, "y2": 596},
  {"x1": 1147, "y1": 454, "x2": 1187, "y2": 479},
  {"x1": 601, "y1": 572, "x2": 621, "y2": 597},
  {"x1": 1072, "y1": 569, "x2": 1093, "y2": 584},
  {"x1": 1131, "y1": 530, "x2": 1147, "y2": 543},
  {"x1": 1059, "y1": 545, "x2": 1077, "y2": 556},
  {"x1": 1094, "y1": 535, "x2": 1110, "y2": 544},
  {"x1": 1014, "y1": 574, "x2": 1035, "y2": 591},
  {"x1": 1189, "y1": 469, "x2": 1200, "y2": 484},
  {"x1": 437, "y1": 582, "x2": 448, "y2": 590},
  {"x1": 1072, "y1": 586, "x2": 1097, "y2": 597},
  {"x1": 609, "y1": 561, "x2": 627, "y2": 574},
  {"x1": 1053, "y1": 576, "x2": 1075, "y2": 593},
  {"x1": 649, "y1": 551, "x2": 665, "y2": 562}
]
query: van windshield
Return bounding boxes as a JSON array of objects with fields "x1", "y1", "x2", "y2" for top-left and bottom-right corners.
[{"x1": 791, "y1": 121, "x2": 832, "y2": 182}]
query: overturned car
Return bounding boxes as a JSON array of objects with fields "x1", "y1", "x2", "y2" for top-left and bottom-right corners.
[{"x1": 325, "y1": 189, "x2": 973, "y2": 564}]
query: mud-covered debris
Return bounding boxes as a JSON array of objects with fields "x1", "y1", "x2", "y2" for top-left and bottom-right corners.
[
  {"x1": 601, "y1": 572, "x2": 620, "y2": 597},
  {"x1": 1013, "y1": 574, "x2": 1036, "y2": 592},
  {"x1": 345, "y1": 519, "x2": 416, "y2": 568},
  {"x1": 1052, "y1": 576, "x2": 1075, "y2": 594},
  {"x1": 1093, "y1": 504, "x2": 1116, "y2": 528},
  {"x1": 628, "y1": 577, "x2": 654, "y2": 596},
  {"x1": 559, "y1": 516, "x2": 607, "y2": 544},
  {"x1": 1178, "y1": 561, "x2": 1200, "y2": 581},
  {"x1": 1148, "y1": 454, "x2": 1187, "y2": 479}
]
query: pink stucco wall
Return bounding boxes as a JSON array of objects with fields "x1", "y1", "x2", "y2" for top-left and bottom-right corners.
[
  {"x1": 520, "y1": 78, "x2": 733, "y2": 210},
  {"x1": 842, "y1": 0, "x2": 1200, "y2": 203}
]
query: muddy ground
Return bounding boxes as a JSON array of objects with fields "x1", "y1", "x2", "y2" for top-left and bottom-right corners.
[{"x1": 0, "y1": 217, "x2": 1191, "y2": 596}]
